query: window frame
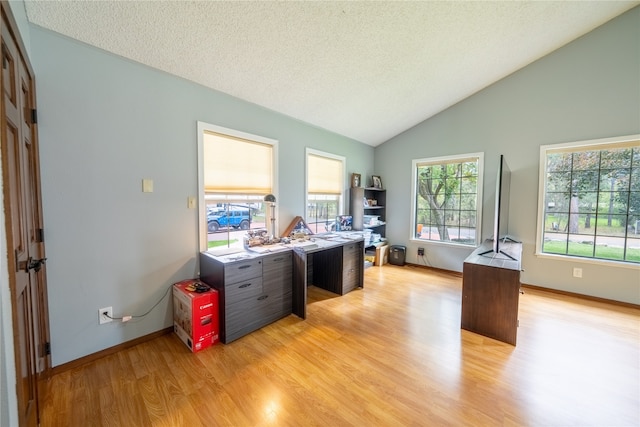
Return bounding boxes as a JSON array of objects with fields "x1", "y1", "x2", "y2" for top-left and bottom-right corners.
[
  {"x1": 535, "y1": 134, "x2": 640, "y2": 268},
  {"x1": 410, "y1": 152, "x2": 484, "y2": 247},
  {"x1": 197, "y1": 121, "x2": 278, "y2": 252},
  {"x1": 304, "y1": 148, "x2": 345, "y2": 234}
]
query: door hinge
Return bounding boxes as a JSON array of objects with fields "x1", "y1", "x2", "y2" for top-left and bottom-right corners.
[
  {"x1": 44, "y1": 342, "x2": 51, "y2": 356},
  {"x1": 31, "y1": 109, "x2": 37, "y2": 124},
  {"x1": 36, "y1": 228, "x2": 44, "y2": 243}
]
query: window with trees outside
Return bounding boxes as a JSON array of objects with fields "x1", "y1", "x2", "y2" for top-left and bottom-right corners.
[
  {"x1": 197, "y1": 122, "x2": 277, "y2": 252},
  {"x1": 412, "y1": 153, "x2": 483, "y2": 246},
  {"x1": 306, "y1": 149, "x2": 345, "y2": 234},
  {"x1": 537, "y1": 135, "x2": 640, "y2": 264}
]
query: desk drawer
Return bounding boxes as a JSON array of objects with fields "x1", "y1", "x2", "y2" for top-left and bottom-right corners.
[
  {"x1": 226, "y1": 290, "x2": 289, "y2": 341},
  {"x1": 263, "y1": 252, "x2": 292, "y2": 293},
  {"x1": 343, "y1": 242, "x2": 361, "y2": 259},
  {"x1": 225, "y1": 276, "x2": 263, "y2": 304},
  {"x1": 224, "y1": 259, "x2": 262, "y2": 283},
  {"x1": 342, "y1": 260, "x2": 359, "y2": 293},
  {"x1": 262, "y1": 252, "x2": 292, "y2": 273}
]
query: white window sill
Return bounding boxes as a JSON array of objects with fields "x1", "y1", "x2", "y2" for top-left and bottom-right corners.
[{"x1": 535, "y1": 251, "x2": 640, "y2": 270}]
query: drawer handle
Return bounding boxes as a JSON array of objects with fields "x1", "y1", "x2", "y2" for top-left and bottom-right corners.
[
  {"x1": 257, "y1": 295, "x2": 269, "y2": 301},
  {"x1": 239, "y1": 283, "x2": 252, "y2": 288},
  {"x1": 238, "y1": 265, "x2": 251, "y2": 270},
  {"x1": 273, "y1": 257, "x2": 283, "y2": 262}
]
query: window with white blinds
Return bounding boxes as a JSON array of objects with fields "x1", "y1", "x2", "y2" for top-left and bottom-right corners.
[
  {"x1": 307, "y1": 153, "x2": 343, "y2": 195},
  {"x1": 197, "y1": 122, "x2": 278, "y2": 251},
  {"x1": 306, "y1": 149, "x2": 345, "y2": 233},
  {"x1": 203, "y1": 132, "x2": 273, "y2": 195}
]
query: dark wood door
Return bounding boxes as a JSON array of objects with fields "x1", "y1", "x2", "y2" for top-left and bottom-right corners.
[{"x1": 1, "y1": 4, "x2": 50, "y2": 426}]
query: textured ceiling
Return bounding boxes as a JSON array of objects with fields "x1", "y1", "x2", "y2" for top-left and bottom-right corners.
[{"x1": 24, "y1": 1, "x2": 639, "y2": 146}]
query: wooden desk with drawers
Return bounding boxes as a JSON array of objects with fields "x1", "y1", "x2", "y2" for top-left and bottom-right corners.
[{"x1": 200, "y1": 235, "x2": 364, "y2": 343}]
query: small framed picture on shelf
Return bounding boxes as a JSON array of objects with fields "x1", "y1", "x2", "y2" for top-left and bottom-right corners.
[
  {"x1": 372, "y1": 175, "x2": 383, "y2": 189},
  {"x1": 351, "y1": 173, "x2": 361, "y2": 188}
]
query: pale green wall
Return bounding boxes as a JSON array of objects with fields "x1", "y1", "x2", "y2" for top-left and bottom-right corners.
[
  {"x1": 4, "y1": 2, "x2": 638, "y2": 373},
  {"x1": 375, "y1": 7, "x2": 640, "y2": 304},
  {"x1": 8, "y1": 1, "x2": 29, "y2": 53},
  {"x1": 31, "y1": 27, "x2": 373, "y2": 366}
]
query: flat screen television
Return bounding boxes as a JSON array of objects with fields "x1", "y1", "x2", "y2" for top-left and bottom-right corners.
[{"x1": 480, "y1": 154, "x2": 517, "y2": 259}]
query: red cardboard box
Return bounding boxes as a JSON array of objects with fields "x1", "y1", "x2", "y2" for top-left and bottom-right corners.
[{"x1": 173, "y1": 279, "x2": 220, "y2": 353}]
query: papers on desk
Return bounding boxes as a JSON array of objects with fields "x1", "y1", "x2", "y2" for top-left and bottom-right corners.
[
  {"x1": 224, "y1": 253, "x2": 253, "y2": 261},
  {"x1": 247, "y1": 244, "x2": 289, "y2": 254},
  {"x1": 207, "y1": 247, "x2": 245, "y2": 256},
  {"x1": 343, "y1": 234, "x2": 365, "y2": 240},
  {"x1": 324, "y1": 237, "x2": 350, "y2": 243},
  {"x1": 289, "y1": 240, "x2": 318, "y2": 250},
  {"x1": 315, "y1": 232, "x2": 364, "y2": 241}
]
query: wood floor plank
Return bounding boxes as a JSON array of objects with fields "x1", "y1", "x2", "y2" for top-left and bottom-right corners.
[
  {"x1": 39, "y1": 371, "x2": 71, "y2": 427},
  {"x1": 39, "y1": 265, "x2": 640, "y2": 426},
  {"x1": 112, "y1": 379, "x2": 153, "y2": 427}
]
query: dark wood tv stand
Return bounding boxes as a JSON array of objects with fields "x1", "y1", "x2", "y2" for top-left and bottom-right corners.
[{"x1": 461, "y1": 239, "x2": 522, "y2": 345}]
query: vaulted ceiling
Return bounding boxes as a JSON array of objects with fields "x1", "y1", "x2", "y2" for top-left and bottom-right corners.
[{"x1": 24, "y1": 1, "x2": 639, "y2": 146}]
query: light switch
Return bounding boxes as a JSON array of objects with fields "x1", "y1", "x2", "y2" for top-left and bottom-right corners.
[
  {"x1": 142, "y1": 179, "x2": 153, "y2": 193},
  {"x1": 187, "y1": 196, "x2": 196, "y2": 209}
]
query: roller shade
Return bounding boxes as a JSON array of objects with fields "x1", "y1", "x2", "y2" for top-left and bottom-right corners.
[
  {"x1": 203, "y1": 131, "x2": 273, "y2": 194},
  {"x1": 308, "y1": 154, "x2": 343, "y2": 195}
]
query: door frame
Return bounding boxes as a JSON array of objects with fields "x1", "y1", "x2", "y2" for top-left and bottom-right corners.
[{"x1": 0, "y1": 1, "x2": 51, "y2": 425}]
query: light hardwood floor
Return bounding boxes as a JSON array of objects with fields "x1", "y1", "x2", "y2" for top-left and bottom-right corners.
[{"x1": 40, "y1": 265, "x2": 639, "y2": 426}]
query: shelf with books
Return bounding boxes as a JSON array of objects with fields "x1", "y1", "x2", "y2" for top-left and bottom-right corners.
[{"x1": 350, "y1": 187, "x2": 386, "y2": 247}]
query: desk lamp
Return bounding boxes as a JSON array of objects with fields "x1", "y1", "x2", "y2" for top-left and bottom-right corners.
[{"x1": 264, "y1": 194, "x2": 276, "y2": 237}]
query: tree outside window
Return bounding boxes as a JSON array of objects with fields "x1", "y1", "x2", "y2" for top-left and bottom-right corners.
[
  {"x1": 539, "y1": 136, "x2": 640, "y2": 264},
  {"x1": 413, "y1": 153, "x2": 483, "y2": 246}
]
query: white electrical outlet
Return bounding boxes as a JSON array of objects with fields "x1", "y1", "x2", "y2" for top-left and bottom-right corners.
[
  {"x1": 99, "y1": 306, "x2": 113, "y2": 324},
  {"x1": 573, "y1": 267, "x2": 583, "y2": 278}
]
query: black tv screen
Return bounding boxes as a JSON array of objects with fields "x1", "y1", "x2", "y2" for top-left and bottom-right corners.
[
  {"x1": 479, "y1": 154, "x2": 517, "y2": 259},
  {"x1": 493, "y1": 154, "x2": 511, "y2": 254}
]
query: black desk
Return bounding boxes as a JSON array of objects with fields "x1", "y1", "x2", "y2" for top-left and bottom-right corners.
[{"x1": 291, "y1": 236, "x2": 364, "y2": 319}]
